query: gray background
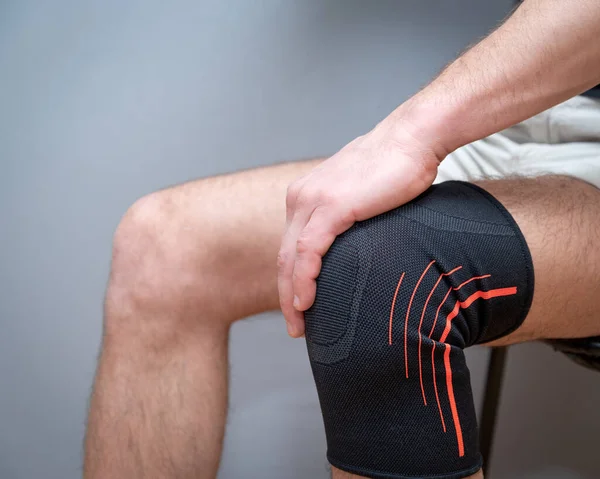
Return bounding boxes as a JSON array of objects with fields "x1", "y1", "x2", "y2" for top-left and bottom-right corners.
[{"x1": 1, "y1": 1, "x2": 599, "y2": 478}]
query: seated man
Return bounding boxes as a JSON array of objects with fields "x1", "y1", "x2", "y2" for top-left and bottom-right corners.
[
  {"x1": 83, "y1": 1, "x2": 600, "y2": 478},
  {"x1": 82, "y1": 131, "x2": 600, "y2": 479}
]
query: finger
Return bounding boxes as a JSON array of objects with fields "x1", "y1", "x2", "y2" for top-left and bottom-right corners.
[
  {"x1": 278, "y1": 181, "x2": 312, "y2": 337},
  {"x1": 277, "y1": 243, "x2": 305, "y2": 337},
  {"x1": 292, "y1": 205, "x2": 355, "y2": 312}
]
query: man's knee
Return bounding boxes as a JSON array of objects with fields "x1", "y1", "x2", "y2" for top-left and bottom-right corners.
[
  {"x1": 304, "y1": 180, "x2": 535, "y2": 478},
  {"x1": 105, "y1": 188, "x2": 236, "y2": 339}
]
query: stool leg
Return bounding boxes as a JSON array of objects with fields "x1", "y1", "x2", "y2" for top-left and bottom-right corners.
[{"x1": 479, "y1": 346, "x2": 508, "y2": 477}]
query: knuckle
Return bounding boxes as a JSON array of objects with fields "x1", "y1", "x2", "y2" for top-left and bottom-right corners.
[
  {"x1": 296, "y1": 235, "x2": 312, "y2": 255},
  {"x1": 286, "y1": 182, "x2": 302, "y2": 205},
  {"x1": 276, "y1": 250, "x2": 289, "y2": 270},
  {"x1": 290, "y1": 184, "x2": 342, "y2": 211},
  {"x1": 316, "y1": 189, "x2": 337, "y2": 206},
  {"x1": 295, "y1": 191, "x2": 312, "y2": 208}
]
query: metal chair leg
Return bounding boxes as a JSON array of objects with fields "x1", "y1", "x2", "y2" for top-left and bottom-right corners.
[{"x1": 479, "y1": 346, "x2": 508, "y2": 477}]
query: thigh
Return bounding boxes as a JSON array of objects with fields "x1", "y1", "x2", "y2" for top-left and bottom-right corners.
[
  {"x1": 435, "y1": 101, "x2": 600, "y2": 343},
  {"x1": 477, "y1": 175, "x2": 600, "y2": 345},
  {"x1": 156, "y1": 159, "x2": 322, "y2": 320}
]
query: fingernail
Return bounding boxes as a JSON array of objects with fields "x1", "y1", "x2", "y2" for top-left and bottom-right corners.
[
  {"x1": 286, "y1": 321, "x2": 295, "y2": 337},
  {"x1": 293, "y1": 295, "x2": 300, "y2": 309}
]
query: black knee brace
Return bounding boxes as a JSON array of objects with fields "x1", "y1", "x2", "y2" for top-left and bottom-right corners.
[{"x1": 304, "y1": 181, "x2": 534, "y2": 479}]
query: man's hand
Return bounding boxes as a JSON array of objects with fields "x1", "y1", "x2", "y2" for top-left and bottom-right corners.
[
  {"x1": 278, "y1": 121, "x2": 444, "y2": 337},
  {"x1": 278, "y1": 0, "x2": 600, "y2": 338}
]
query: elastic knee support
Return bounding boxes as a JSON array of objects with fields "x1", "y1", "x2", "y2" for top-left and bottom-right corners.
[{"x1": 305, "y1": 181, "x2": 534, "y2": 479}]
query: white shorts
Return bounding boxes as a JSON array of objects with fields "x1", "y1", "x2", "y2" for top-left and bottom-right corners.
[{"x1": 434, "y1": 95, "x2": 600, "y2": 189}]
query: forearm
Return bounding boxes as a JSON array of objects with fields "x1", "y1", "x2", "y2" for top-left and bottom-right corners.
[{"x1": 390, "y1": 0, "x2": 600, "y2": 155}]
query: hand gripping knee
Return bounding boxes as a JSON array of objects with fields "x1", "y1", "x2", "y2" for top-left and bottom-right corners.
[{"x1": 305, "y1": 181, "x2": 534, "y2": 479}]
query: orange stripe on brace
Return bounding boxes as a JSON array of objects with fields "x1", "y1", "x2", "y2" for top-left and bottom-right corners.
[
  {"x1": 432, "y1": 342, "x2": 446, "y2": 433},
  {"x1": 428, "y1": 287, "x2": 452, "y2": 339},
  {"x1": 417, "y1": 266, "x2": 462, "y2": 405},
  {"x1": 444, "y1": 344, "x2": 464, "y2": 457},
  {"x1": 404, "y1": 260, "x2": 436, "y2": 379},
  {"x1": 439, "y1": 287, "x2": 517, "y2": 343},
  {"x1": 429, "y1": 274, "x2": 492, "y2": 430},
  {"x1": 428, "y1": 274, "x2": 491, "y2": 339},
  {"x1": 453, "y1": 274, "x2": 491, "y2": 292},
  {"x1": 388, "y1": 272, "x2": 406, "y2": 345},
  {"x1": 440, "y1": 286, "x2": 517, "y2": 457}
]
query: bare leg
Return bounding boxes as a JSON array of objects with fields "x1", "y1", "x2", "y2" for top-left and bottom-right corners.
[
  {"x1": 84, "y1": 164, "x2": 600, "y2": 478},
  {"x1": 84, "y1": 160, "x2": 321, "y2": 479},
  {"x1": 480, "y1": 175, "x2": 600, "y2": 345}
]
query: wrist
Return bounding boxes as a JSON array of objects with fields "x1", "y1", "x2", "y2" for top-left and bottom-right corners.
[{"x1": 387, "y1": 93, "x2": 466, "y2": 160}]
